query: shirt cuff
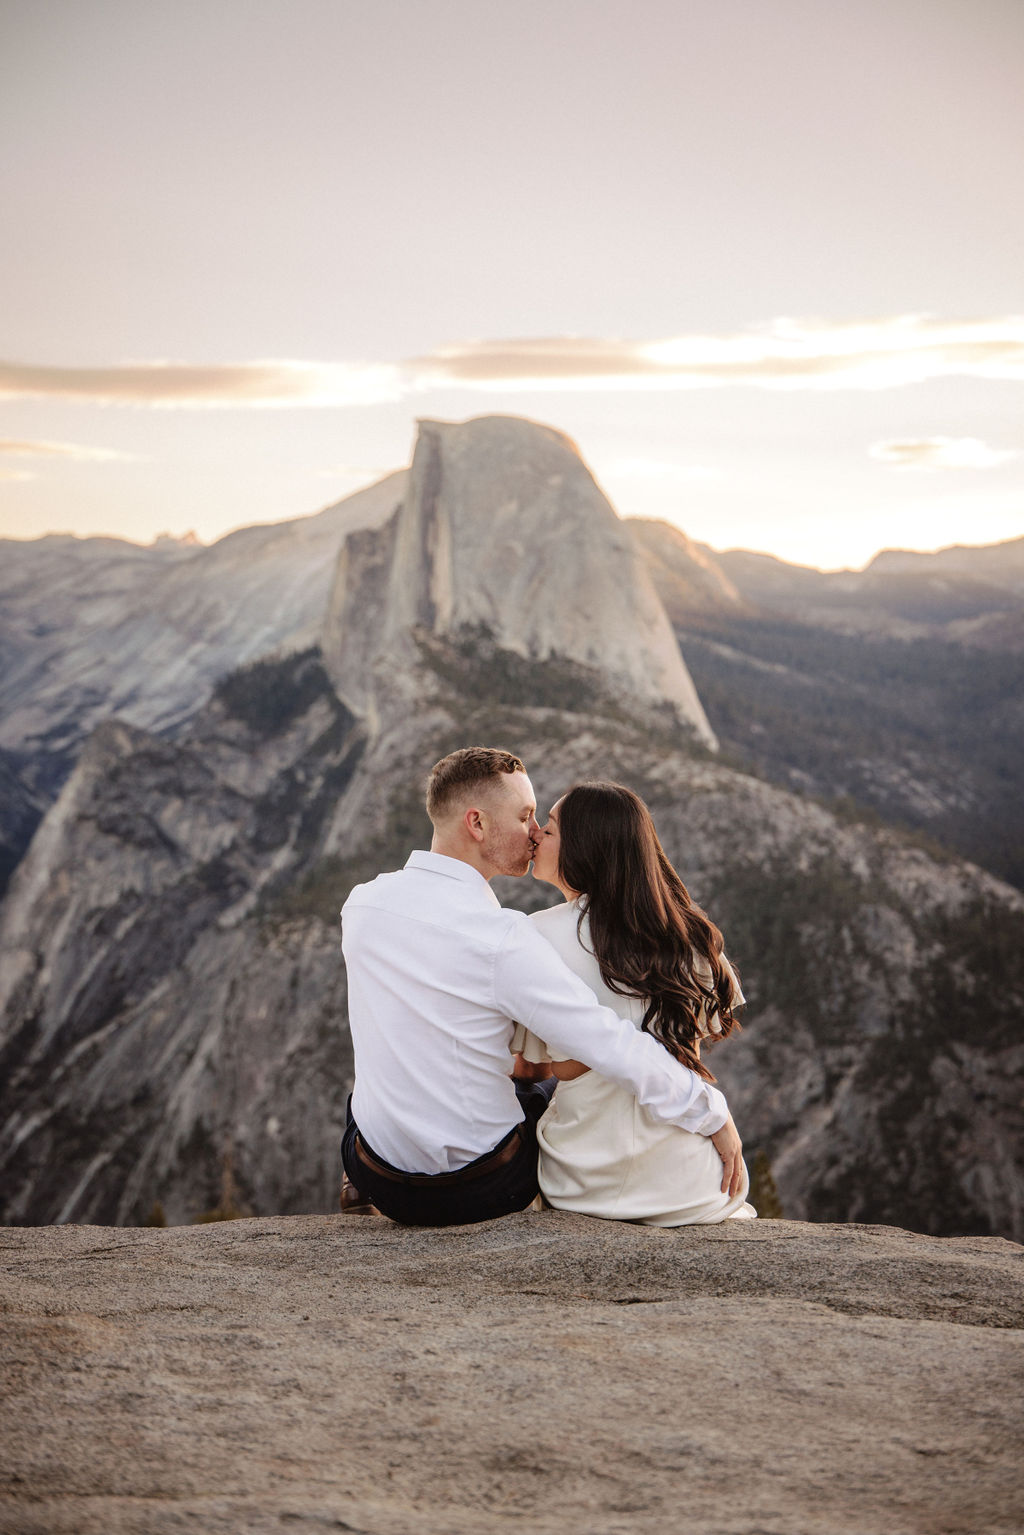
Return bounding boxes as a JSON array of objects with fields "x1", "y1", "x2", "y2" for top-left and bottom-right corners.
[{"x1": 690, "y1": 1085, "x2": 729, "y2": 1136}]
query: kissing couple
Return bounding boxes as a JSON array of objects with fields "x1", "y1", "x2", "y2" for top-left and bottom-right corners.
[{"x1": 340, "y1": 746, "x2": 755, "y2": 1227}]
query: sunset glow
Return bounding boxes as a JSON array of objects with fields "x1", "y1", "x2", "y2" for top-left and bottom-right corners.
[{"x1": 2, "y1": 0, "x2": 1021, "y2": 568}]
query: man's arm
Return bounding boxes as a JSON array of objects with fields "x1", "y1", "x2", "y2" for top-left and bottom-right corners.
[{"x1": 493, "y1": 918, "x2": 730, "y2": 1138}]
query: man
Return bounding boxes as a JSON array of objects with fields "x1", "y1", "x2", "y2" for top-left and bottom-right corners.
[{"x1": 340, "y1": 746, "x2": 743, "y2": 1225}]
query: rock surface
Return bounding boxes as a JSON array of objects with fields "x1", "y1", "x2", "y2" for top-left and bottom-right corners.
[
  {"x1": 1, "y1": 640, "x2": 1022, "y2": 1239},
  {"x1": 2, "y1": 415, "x2": 1022, "y2": 1241},
  {"x1": 0, "y1": 475, "x2": 405, "y2": 758},
  {"x1": 3, "y1": 427, "x2": 1021, "y2": 898},
  {"x1": 1, "y1": 1213, "x2": 1021, "y2": 1535},
  {"x1": 0, "y1": 655, "x2": 361, "y2": 1228},
  {"x1": 627, "y1": 516, "x2": 747, "y2": 625},
  {"x1": 323, "y1": 416, "x2": 715, "y2": 743}
]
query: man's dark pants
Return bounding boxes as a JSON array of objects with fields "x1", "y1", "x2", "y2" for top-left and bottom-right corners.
[{"x1": 341, "y1": 1078, "x2": 556, "y2": 1227}]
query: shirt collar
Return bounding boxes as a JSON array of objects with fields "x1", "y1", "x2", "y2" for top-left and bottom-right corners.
[{"x1": 405, "y1": 849, "x2": 501, "y2": 907}]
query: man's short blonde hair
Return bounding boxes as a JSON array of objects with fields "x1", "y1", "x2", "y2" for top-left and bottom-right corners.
[{"x1": 426, "y1": 746, "x2": 526, "y2": 824}]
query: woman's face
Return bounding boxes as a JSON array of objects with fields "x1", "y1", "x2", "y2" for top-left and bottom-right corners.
[{"x1": 531, "y1": 796, "x2": 567, "y2": 890}]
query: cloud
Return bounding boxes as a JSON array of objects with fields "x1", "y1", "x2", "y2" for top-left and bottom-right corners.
[
  {"x1": 410, "y1": 316, "x2": 1024, "y2": 392},
  {"x1": 0, "y1": 467, "x2": 35, "y2": 482},
  {"x1": 2, "y1": 316, "x2": 1023, "y2": 410},
  {"x1": 0, "y1": 360, "x2": 403, "y2": 408},
  {"x1": 868, "y1": 436, "x2": 1019, "y2": 470},
  {"x1": 0, "y1": 437, "x2": 140, "y2": 463}
]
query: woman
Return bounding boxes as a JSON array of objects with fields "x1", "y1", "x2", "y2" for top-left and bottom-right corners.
[{"x1": 516, "y1": 781, "x2": 755, "y2": 1225}]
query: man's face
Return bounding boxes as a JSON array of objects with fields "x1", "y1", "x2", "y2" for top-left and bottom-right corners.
[{"x1": 479, "y1": 771, "x2": 541, "y2": 878}]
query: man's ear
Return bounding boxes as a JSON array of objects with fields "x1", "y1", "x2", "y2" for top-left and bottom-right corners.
[{"x1": 463, "y1": 805, "x2": 486, "y2": 844}]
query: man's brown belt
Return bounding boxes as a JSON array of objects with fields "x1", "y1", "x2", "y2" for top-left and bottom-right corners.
[{"x1": 353, "y1": 1125, "x2": 523, "y2": 1186}]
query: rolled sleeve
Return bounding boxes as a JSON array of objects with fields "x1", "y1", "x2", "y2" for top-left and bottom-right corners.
[{"x1": 494, "y1": 919, "x2": 728, "y2": 1136}]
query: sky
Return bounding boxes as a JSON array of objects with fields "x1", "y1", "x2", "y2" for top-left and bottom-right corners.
[{"x1": 1, "y1": 0, "x2": 1022, "y2": 570}]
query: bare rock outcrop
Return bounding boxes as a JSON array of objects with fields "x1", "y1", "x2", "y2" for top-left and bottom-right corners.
[
  {"x1": 1, "y1": 1213, "x2": 1021, "y2": 1535},
  {"x1": 2, "y1": 641, "x2": 1022, "y2": 1240},
  {"x1": 323, "y1": 416, "x2": 715, "y2": 744},
  {"x1": 0, "y1": 475, "x2": 405, "y2": 758},
  {"x1": 2, "y1": 415, "x2": 1022, "y2": 1245},
  {"x1": 628, "y1": 515, "x2": 746, "y2": 625},
  {"x1": 0, "y1": 654, "x2": 363, "y2": 1228}
]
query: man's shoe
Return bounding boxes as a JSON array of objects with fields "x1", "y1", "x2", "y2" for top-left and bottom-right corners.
[{"x1": 340, "y1": 1173, "x2": 376, "y2": 1214}]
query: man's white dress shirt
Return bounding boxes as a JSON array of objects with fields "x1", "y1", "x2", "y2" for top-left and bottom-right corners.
[{"x1": 341, "y1": 850, "x2": 729, "y2": 1175}]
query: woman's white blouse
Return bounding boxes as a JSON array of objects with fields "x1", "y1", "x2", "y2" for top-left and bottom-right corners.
[{"x1": 513, "y1": 899, "x2": 757, "y2": 1226}]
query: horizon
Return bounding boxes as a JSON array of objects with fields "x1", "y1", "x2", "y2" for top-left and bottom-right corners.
[
  {"x1": 2, "y1": 0, "x2": 1022, "y2": 568},
  {"x1": 4, "y1": 452, "x2": 1021, "y2": 578}
]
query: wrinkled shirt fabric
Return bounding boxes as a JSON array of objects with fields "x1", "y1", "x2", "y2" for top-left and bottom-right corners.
[{"x1": 341, "y1": 850, "x2": 728, "y2": 1174}]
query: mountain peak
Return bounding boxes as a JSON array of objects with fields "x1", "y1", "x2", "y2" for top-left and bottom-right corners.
[
  {"x1": 415, "y1": 412, "x2": 583, "y2": 457},
  {"x1": 151, "y1": 529, "x2": 202, "y2": 549},
  {"x1": 322, "y1": 414, "x2": 715, "y2": 744}
]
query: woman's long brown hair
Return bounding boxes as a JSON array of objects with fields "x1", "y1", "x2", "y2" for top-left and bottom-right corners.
[{"x1": 556, "y1": 781, "x2": 739, "y2": 1082}]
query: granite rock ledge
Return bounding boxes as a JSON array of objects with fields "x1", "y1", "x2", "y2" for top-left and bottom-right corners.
[{"x1": 1, "y1": 1212, "x2": 1021, "y2": 1535}]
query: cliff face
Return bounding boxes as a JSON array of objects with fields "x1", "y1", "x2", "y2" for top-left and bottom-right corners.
[
  {"x1": 4, "y1": 435, "x2": 1020, "y2": 899},
  {"x1": 0, "y1": 656, "x2": 362, "y2": 1227},
  {"x1": 0, "y1": 474, "x2": 405, "y2": 758},
  {"x1": 323, "y1": 416, "x2": 715, "y2": 744},
  {"x1": 1, "y1": 415, "x2": 1022, "y2": 1240},
  {"x1": 1, "y1": 636, "x2": 1021, "y2": 1238}
]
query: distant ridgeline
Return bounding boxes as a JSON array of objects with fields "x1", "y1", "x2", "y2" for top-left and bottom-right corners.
[
  {"x1": 632, "y1": 520, "x2": 1024, "y2": 890},
  {"x1": 0, "y1": 416, "x2": 1021, "y2": 1240}
]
